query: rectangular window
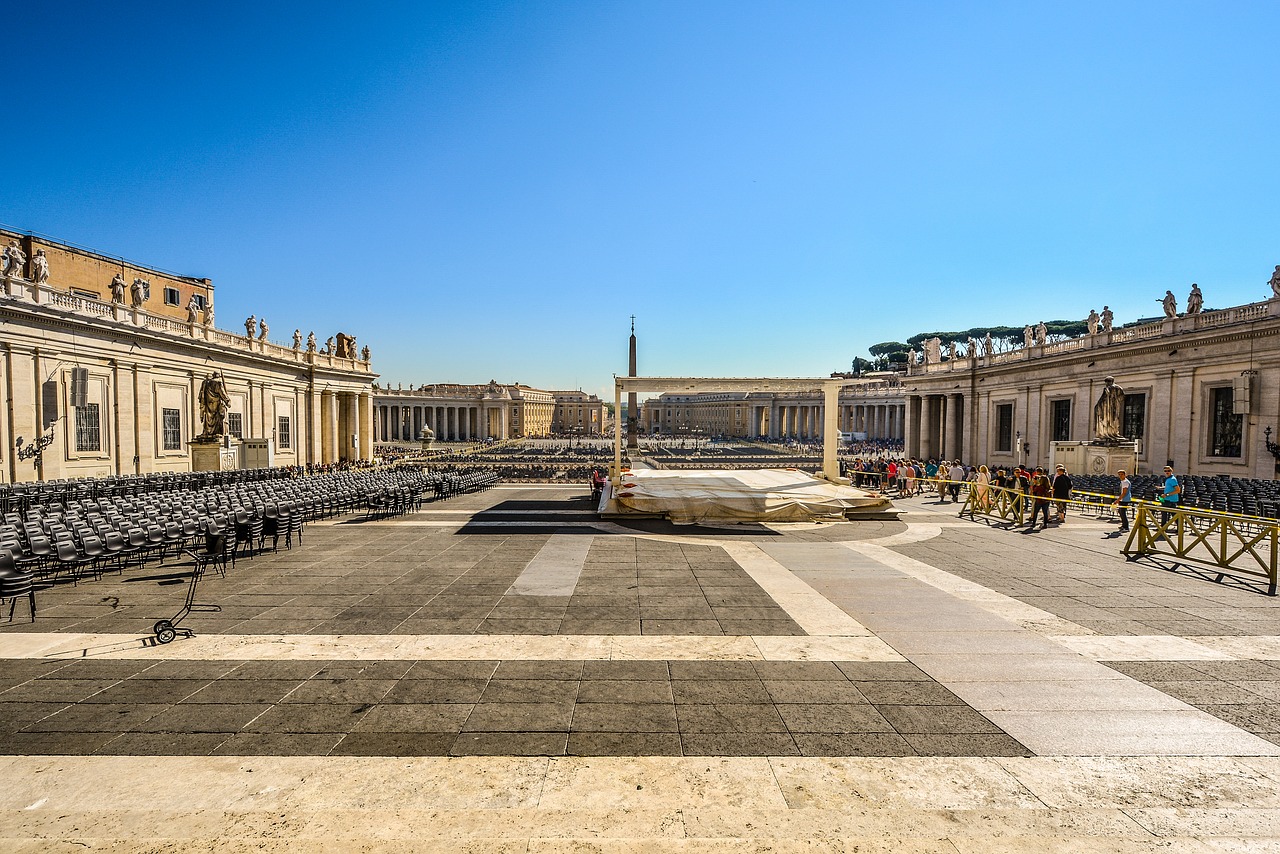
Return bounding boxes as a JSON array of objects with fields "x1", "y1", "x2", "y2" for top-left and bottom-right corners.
[
  {"x1": 161, "y1": 408, "x2": 182, "y2": 450},
  {"x1": 227, "y1": 412, "x2": 243, "y2": 439},
  {"x1": 1210, "y1": 386, "x2": 1243, "y2": 457},
  {"x1": 1122, "y1": 393, "x2": 1146, "y2": 443},
  {"x1": 277, "y1": 415, "x2": 292, "y2": 449},
  {"x1": 190, "y1": 294, "x2": 207, "y2": 310},
  {"x1": 75, "y1": 403, "x2": 101, "y2": 452},
  {"x1": 1051, "y1": 399, "x2": 1072, "y2": 442},
  {"x1": 995, "y1": 403, "x2": 1014, "y2": 452},
  {"x1": 163, "y1": 287, "x2": 181, "y2": 306}
]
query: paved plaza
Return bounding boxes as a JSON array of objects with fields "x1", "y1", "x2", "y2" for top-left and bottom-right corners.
[{"x1": 3, "y1": 484, "x2": 1280, "y2": 850}]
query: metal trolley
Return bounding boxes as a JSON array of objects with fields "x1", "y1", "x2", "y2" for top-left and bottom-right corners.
[{"x1": 152, "y1": 532, "x2": 225, "y2": 644}]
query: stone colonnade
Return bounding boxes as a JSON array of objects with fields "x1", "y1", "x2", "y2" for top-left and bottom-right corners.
[
  {"x1": 753, "y1": 402, "x2": 906, "y2": 441},
  {"x1": 902, "y1": 393, "x2": 966, "y2": 462},
  {"x1": 375, "y1": 403, "x2": 508, "y2": 443}
]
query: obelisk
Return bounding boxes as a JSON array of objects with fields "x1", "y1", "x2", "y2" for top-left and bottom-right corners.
[{"x1": 627, "y1": 316, "x2": 638, "y2": 449}]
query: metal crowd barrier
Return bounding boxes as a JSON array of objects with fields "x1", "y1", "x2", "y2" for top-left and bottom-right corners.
[{"x1": 1122, "y1": 503, "x2": 1278, "y2": 596}]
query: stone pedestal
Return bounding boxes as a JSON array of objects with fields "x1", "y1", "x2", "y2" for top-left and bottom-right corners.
[
  {"x1": 190, "y1": 440, "x2": 240, "y2": 472},
  {"x1": 1051, "y1": 440, "x2": 1139, "y2": 477}
]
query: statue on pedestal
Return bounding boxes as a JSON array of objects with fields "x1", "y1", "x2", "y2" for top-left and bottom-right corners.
[
  {"x1": 1035, "y1": 321, "x2": 1047, "y2": 346},
  {"x1": 196, "y1": 371, "x2": 232, "y2": 441},
  {"x1": 983, "y1": 333, "x2": 993, "y2": 356},
  {"x1": 907, "y1": 348, "x2": 917, "y2": 366},
  {"x1": 1087, "y1": 309, "x2": 1100, "y2": 335},
  {"x1": 258, "y1": 318, "x2": 269, "y2": 341},
  {"x1": 946, "y1": 340, "x2": 957, "y2": 361},
  {"x1": 186, "y1": 295, "x2": 201, "y2": 324},
  {"x1": 324, "y1": 336, "x2": 335, "y2": 355},
  {"x1": 1161, "y1": 290, "x2": 1177, "y2": 318},
  {"x1": 204, "y1": 305, "x2": 214, "y2": 327},
  {"x1": 1100, "y1": 306, "x2": 1114, "y2": 333},
  {"x1": 292, "y1": 329, "x2": 302, "y2": 350},
  {"x1": 361, "y1": 345, "x2": 370, "y2": 362},
  {"x1": 1092, "y1": 376, "x2": 1126, "y2": 443},
  {"x1": 30, "y1": 250, "x2": 48, "y2": 284},
  {"x1": 967, "y1": 337, "x2": 979, "y2": 358},
  {"x1": 110, "y1": 273, "x2": 126, "y2": 303},
  {"x1": 1187, "y1": 283, "x2": 1203, "y2": 314},
  {"x1": 307, "y1": 331, "x2": 316, "y2": 352},
  {"x1": 130, "y1": 278, "x2": 148, "y2": 308},
  {"x1": 244, "y1": 315, "x2": 256, "y2": 339},
  {"x1": 3, "y1": 240, "x2": 26, "y2": 278},
  {"x1": 1023, "y1": 325, "x2": 1034, "y2": 348},
  {"x1": 1270, "y1": 265, "x2": 1280, "y2": 299}
]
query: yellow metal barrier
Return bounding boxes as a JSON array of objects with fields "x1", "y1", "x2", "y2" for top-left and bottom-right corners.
[
  {"x1": 960, "y1": 483, "x2": 1026, "y2": 526},
  {"x1": 1122, "y1": 503, "x2": 1279, "y2": 596}
]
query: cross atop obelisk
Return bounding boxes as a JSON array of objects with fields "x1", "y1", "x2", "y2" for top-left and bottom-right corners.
[{"x1": 627, "y1": 317, "x2": 638, "y2": 449}]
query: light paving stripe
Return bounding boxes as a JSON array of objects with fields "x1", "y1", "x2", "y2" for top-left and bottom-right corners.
[
  {"x1": 0, "y1": 632, "x2": 904, "y2": 663},
  {"x1": 719, "y1": 542, "x2": 873, "y2": 636},
  {"x1": 1, "y1": 755, "x2": 1278, "y2": 846},
  {"x1": 1051, "y1": 634, "x2": 1238, "y2": 661},
  {"x1": 508, "y1": 535, "x2": 594, "y2": 596}
]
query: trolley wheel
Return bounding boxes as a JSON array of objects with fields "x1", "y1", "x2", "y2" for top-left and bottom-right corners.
[
  {"x1": 154, "y1": 620, "x2": 174, "y2": 635},
  {"x1": 156, "y1": 627, "x2": 177, "y2": 644}
]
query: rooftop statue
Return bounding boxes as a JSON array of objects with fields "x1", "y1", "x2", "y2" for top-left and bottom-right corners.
[
  {"x1": 1187, "y1": 283, "x2": 1203, "y2": 315},
  {"x1": 186, "y1": 295, "x2": 201, "y2": 324},
  {"x1": 361, "y1": 345, "x2": 370, "y2": 362},
  {"x1": 1270, "y1": 265, "x2": 1280, "y2": 299},
  {"x1": 1161, "y1": 290, "x2": 1177, "y2": 318},
  {"x1": 292, "y1": 329, "x2": 302, "y2": 350},
  {"x1": 3, "y1": 240, "x2": 26, "y2": 278},
  {"x1": 983, "y1": 332, "x2": 993, "y2": 356},
  {"x1": 1100, "y1": 305, "x2": 1114, "y2": 333},
  {"x1": 30, "y1": 249, "x2": 48, "y2": 284},
  {"x1": 130, "y1": 278, "x2": 148, "y2": 308},
  {"x1": 1035, "y1": 321, "x2": 1047, "y2": 346},
  {"x1": 307, "y1": 331, "x2": 316, "y2": 352},
  {"x1": 1023, "y1": 325, "x2": 1034, "y2": 348},
  {"x1": 1092, "y1": 375, "x2": 1126, "y2": 444},
  {"x1": 244, "y1": 315, "x2": 257, "y2": 339},
  {"x1": 258, "y1": 318, "x2": 269, "y2": 341},
  {"x1": 1087, "y1": 309, "x2": 1100, "y2": 335},
  {"x1": 110, "y1": 273, "x2": 126, "y2": 303},
  {"x1": 204, "y1": 304, "x2": 214, "y2": 327}
]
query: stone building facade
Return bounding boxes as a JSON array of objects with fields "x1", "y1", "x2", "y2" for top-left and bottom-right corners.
[
  {"x1": 373, "y1": 382, "x2": 559, "y2": 442},
  {"x1": 641, "y1": 382, "x2": 906, "y2": 441},
  {"x1": 551, "y1": 391, "x2": 605, "y2": 436},
  {"x1": 901, "y1": 295, "x2": 1280, "y2": 477},
  {"x1": 0, "y1": 234, "x2": 375, "y2": 483}
]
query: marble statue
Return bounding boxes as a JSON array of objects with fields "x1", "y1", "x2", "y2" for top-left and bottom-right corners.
[
  {"x1": 110, "y1": 273, "x2": 126, "y2": 303},
  {"x1": 1187, "y1": 283, "x2": 1203, "y2": 314},
  {"x1": 196, "y1": 371, "x2": 232, "y2": 441},
  {"x1": 946, "y1": 340, "x2": 957, "y2": 361},
  {"x1": 3, "y1": 240, "x2": 26, "y2": 278},
  {"x1": 258, "y1": 318, "x2": 269, "y2": 341},
  {"x1": 1087, "y1": 309, "x2": 1100, "y2": 335},
  {"x1": 983, "y1": 333, "x2": 993, "y2": 356},
  {"x1": 1035, "y1": 321, "x2": 1047, "y2": 346},
  {"x1": 924, "y1": 337, "x2": 942, "y2": 365},
  {"x1": 186, "y1": 295, "x2": 201, "y2": 324},
  {"x1": 292, "y1": 329, "x2": 302, "y2": 350},
  {"x1": 130, "y1": 278, "x2": 148, "y2": 308},
  {"x1": 1100, "y1": 306, "x2": 1114, "y2": 333},
  {"x1": 1092, "y1": 375, "x2": 1126, "y2": 443},
  {"x1": 1270, "y1": 265, "x2": 1280, "y2": 299},
  {"x1": 349, "y1": 335, "x2": 357, "y2": 357},
  {"x1": 361, "y1": 345, "x2": 370, "y2": 362},
  {"x1": 1023, "y1": 325, "x2": 1034, "y2": 348},
  {"x1": 204, "y1": 305, "x2": 214, "y2": 327},
  {"x1": 967, "y1": 337, "x2": 979, "y2": 359},
  {"x1": 1161, "y1": 290, "x2": 1177, "y2": 318},
  {"x1": 307, "y1": 332, "x2": 316, "y2": 352},
  {"x1": 907, "y1": 348, "x2": 917, "y2": 366},
  {"x1": 324, "y1": 336, "x2": 335, "y2": 355},
  {"x1": 244, "y1": 315, "x2": 256, "y2": 339},
  {"x1": 30, "y1": 250, "x2": 48, "y2": 284}
]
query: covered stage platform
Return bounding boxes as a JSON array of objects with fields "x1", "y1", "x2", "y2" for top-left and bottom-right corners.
[{"x1": 606, "y1": 376, "x2": 896, "y2": 524}]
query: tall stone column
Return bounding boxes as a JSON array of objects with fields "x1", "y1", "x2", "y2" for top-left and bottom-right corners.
[
  {"x1": 918, "y1": 395, "x2": 933, "y2": 459},
  {"x1": 345, "y1": 393, "x2": 359, "y2": 461},
  {"x1": 359, "y1": 392, "x2": 373, "y2": 461},
  {"x1": 943, "y1": 394, "x2": 959, "y2": 461}
]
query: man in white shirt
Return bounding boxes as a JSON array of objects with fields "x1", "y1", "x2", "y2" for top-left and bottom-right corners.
[{"x1": 1114, "y1": 469, "x2": 1132, "y2": 533}]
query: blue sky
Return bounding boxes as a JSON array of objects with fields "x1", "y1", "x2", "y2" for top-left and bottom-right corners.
[{"x1": 4, "y1": 2, "x2": 1279, "y2": 398}]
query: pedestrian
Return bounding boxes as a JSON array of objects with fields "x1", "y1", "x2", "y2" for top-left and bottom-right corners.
[
  {"x1": 1027, "y1": 466, "x2": 1052, "y2": 529},
  {"x1": 975, "y1": 464, "x2": 991, "y2": 511},
  {"x1": 1160, "y1": 464, "x2": 1181, "y2": 528},
  {"x1": 1051, "y1": 464, "x2": 1072, "y2": 523},
  {"x1": 1114, "y1": 468, "x2": 1132, "y2": 533},
  {"x1": 948, "y1": 460, "x2": 963, "y2": 503}
]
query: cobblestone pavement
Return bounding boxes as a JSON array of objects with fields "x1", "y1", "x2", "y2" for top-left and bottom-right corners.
[{"x1": 2, "y1": 486, "x2": 1279, "y2": 850}]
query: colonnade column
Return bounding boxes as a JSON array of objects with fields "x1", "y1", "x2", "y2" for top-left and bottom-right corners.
[
  {"x1": 906, "y1": 394, "x2": 922, "y2": 459},
  {"x1": 359, "y1": 392, "x2": 373, "y2": 462}
]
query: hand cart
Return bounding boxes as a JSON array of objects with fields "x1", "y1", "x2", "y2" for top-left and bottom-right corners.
[{"x1": 152, "y1": 533, "x2": 224, "y2": 644}]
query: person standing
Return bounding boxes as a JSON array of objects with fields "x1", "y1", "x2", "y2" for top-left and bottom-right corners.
[
  {"x1": 1027, "y1": 467, "x2": 1052, "y2": 529},
  {"x1": 1160, "y1": 465, "x2": 1181, "y2": 527},
  {"x1": 1051, "y1": 464, "x2": 1073, "y2": 523},
  {"x1": 1114, "y1": 469, "x2": 1132, "y2": 533},
  {"x1": 948, "y1": 461, "x2": 964, "y2": 503}
]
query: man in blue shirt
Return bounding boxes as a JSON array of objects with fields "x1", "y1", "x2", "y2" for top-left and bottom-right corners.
[{"x1": 1160, "y1": 465, "x2": 1181, "y2": 527}]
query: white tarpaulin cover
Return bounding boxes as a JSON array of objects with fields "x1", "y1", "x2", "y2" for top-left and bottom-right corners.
[{"x1": 604, "y1": 468, "x2": 892, "y2": 525}]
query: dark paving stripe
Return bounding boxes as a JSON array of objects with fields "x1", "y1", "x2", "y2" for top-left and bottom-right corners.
[
  {"x1": 0, "y1": 658, "x2": 1031, "y2": 758},
  {"x1": 1103, "y1": 660, "x2": 1280, "y2": 747}
]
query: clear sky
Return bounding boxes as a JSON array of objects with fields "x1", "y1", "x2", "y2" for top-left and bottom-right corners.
[{"x1": 4, "y1": 2, "x2": 1278, "y2": 398}]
